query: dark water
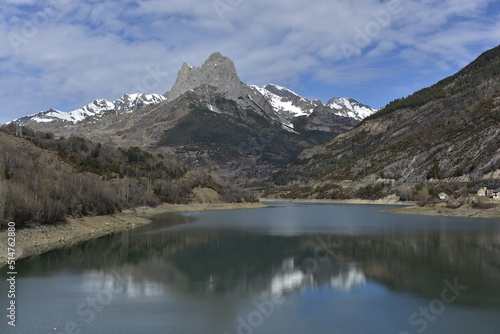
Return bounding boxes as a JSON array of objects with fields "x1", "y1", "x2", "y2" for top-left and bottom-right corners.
[{"x1": 1, "y1": 202, "x2": 500, "y2": 334}]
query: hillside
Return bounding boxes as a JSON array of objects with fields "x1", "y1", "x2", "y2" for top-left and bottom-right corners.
[
  {"x1": 271, "y1": 45, "x2": 500, "y2": 199},
  {"x1": 155, "y1": 90, "x2": 339, "y2": 181},
  {"x1": 7, "y1": 53, "x2": 375, "y2": 182},
  {"x1": 0, "y1": 125, "x2": 255, "y2": 229}
]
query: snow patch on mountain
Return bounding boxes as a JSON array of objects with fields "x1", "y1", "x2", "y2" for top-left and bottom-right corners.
[
  {"x1": 251, "y1": 84, "x2": 313, "y2": 118},
  {"x1": 326, "y1": 97, "x2": 376, "y2": 121},
  {"x1": 11, "y1": 93, "x2": 166, "y2": 125},
  {"x1": 251, "y1": 84, "x2": 377, "y2": 123}
]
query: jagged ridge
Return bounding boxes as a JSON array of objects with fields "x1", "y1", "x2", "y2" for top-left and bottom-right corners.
[
  {"x1": 10, "y1": 93, "x2": 166, "y2": 125},
  {"x1": 251, "y1": 84, "x2": 377, "y2": 129},
  {"x1": 8, "y1": 52, "x2": 377, "y2": 133}
]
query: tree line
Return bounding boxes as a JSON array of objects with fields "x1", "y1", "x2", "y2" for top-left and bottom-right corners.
[{"x1": 364, "y1": 45, "x2": 500, "y2": 122}]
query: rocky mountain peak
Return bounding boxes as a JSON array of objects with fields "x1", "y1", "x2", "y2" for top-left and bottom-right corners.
[
  {"x1": 166, "y1": 52, "x2": 242, "y2": 101},
  {"x1": 263, "y1": 84, "x2": 300, "y2": 99},
  {"x1": 9, "y1": 93, "x2": 166, "y2": 126},
  {"x1": 205, "y1": 51, "x2": 227, "y2": 63},
  {"x1": 325, "y1": 97, "x2": 376, "y2": 120}
]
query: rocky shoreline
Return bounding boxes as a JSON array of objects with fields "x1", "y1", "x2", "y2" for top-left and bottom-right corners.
[
  {"x1": 0, "y1": 202, "x2": 267, "y2": 266},
  {"x1": 260, "y1": 197, "x2": 414, "y2": 206},
  {"x1": 261, "y1": 198, "x2": 500, "y2": 218},
  {"x1": 129, "y1": 202, "x2": 268, "y2": 216},
  {"x1": 380, "y1": 204, "x2": 500, "y2": 219}
]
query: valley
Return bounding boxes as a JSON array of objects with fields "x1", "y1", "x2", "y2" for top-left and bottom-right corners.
[
  {"x1": 2, "y1": 46, "x2": 500, "y2": 230},
  {"x1": 2, "y1": 3, "x2": 500, "y2": 334}
]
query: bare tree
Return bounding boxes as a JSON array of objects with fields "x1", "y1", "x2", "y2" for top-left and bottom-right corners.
[{"x1": 0, "y1": 179, "x2": 6, "y2": 224}]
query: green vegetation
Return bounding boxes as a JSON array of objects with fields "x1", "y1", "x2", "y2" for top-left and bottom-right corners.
[
  {"x1": 355, "y1": 184, "x2": 384, "y2": 200},
  {"x1": 158, "y1": 106, "x2": 323, "y2": 170},
  {"x1": 271, "y1": 170, "x2": 300, "y2": 186},
  {"x1": 366, "y1": 84, "x2": 447, "y2": 121},
  {"x1": 491, "y1": 107, "x2": 500, "y2": 121},
  {"x1": 426, "y1": 159, "x2": 441, "y2": 180},
  {"x1": 281, "y1": 185, "x2": 314, "y2": 199},
  {"x1": 158, "y1": 108, "x2": 251, "y2": 150},
  {"x1": 365, "y1": 45, "x2": 500, "y2": 122},
  {"x1": 453, "y1": 159, "x2": 477, "y2": 177},
  {"x1": 273, "y1": 130, "x2": 385, "y2": 185}
]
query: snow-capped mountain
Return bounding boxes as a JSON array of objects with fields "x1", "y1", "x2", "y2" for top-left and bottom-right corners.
[
  {"x1": 325, "y1": 97, "x2": 376, "y2": 120},
  {"x1": 8, "y1": 53, "x2": 375, "y2": 133},
  {"x1": 251, "y1": 84, "x2": 318, "y2": 118},
  {"x1": 11, "y1": 93, "x2": 166, "y2": 125},
  {"x1": 5, "y1": 52, "x2": 376, "y2": 181},
  {"x1": 251, "y1": 84, "x2": 377, "y2": 123}
]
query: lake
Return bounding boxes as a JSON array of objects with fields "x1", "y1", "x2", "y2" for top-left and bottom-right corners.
[{"x1": 1, "y1": 202, "x2": 500, "y2": 334}]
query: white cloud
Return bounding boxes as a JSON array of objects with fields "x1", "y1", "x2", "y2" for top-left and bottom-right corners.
[
  {"x1": 1, "y1": 0, "x2": 38, "y2": 4},
  {"x1": 0, "y1": 0, "x2": 499, "y2": 124}
]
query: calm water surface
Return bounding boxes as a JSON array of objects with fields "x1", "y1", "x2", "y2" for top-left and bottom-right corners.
[{"x1": 1, "y1": 202, "x2": 500, "y2": 334}]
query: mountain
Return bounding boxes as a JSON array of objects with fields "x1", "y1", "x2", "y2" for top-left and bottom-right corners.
[
  {"x1": 167, "y1": 52, "x2": 254, "y2": 103},
  {"x1": 164, "y1": 52, "x2": 284, "y2": 127},
  {"x1": 5, "y1": 52, "x2": 377, "y2": 182},
  {"x1": 272, "y1": 45, "x2": 500, "y2": 199},
  {"x1": 10, "y1": 93, "x2": 166, "y2": 126},
  {"x1": 251, "y1": 84, "x2": 376, "y2": 127},
  {"x1": 165, "y1": 52, "x2": 372, "y2": 133},
  {"x1": 325, "y1": 97, "x2": 376, "y2": 120},
  {"x1": 9, "y1": 53, "x2": 375, "y2": 134}
]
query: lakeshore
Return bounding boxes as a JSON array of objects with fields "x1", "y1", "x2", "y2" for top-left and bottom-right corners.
[
  {"x1": 0, "y1": 202, "x2": 267, "y2": 266},
  {"x1": 5, "y1": 198, "x2": 500, "y2": 334},
  {"x1": 261, "y1": 198, "x2": 500, "y2": 219},
  {"x1": 260, "y1": 197, "x2": 413, "y2": 206},
  {"x1": 381, "y1": 204, "x2": 500, "y2": 219},
  {"x1": 1, "y1": 200, "x2": 498, "y2": 266}
]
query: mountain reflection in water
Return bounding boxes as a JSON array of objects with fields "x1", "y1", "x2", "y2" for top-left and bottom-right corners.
[
  {"x1": 6, "y1": 203, "x2": 500, "y2": 334},
  {"x1": 18, "y1": 212, "x2": 500, "y2": 306}
]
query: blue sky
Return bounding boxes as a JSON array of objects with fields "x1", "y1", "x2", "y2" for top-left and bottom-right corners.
[{"x1": 0, "y1": 0, "x2": 499, "y2": 124}]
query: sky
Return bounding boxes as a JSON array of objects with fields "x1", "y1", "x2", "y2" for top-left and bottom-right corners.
[{"x1": 0, "y1": 0, "x2": 499, "y2": 124}]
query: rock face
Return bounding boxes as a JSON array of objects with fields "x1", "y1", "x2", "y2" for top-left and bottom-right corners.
[
  {"x1": 4, "y1": 52, "x2": 376, "y2": 182},
  {"x1": 166, "y1": 52, "x2": 284, "y2": 126},
  {"x1": 167, "y1": 52, "x2": 244, "y2": 101},
  {"x1": 165, "y1": 52, "x2": 376, "y2": 132},
  {"x1": 303, "y1": 106, "x2": 358, "y2": 133},
  {"x1": 278, "y1": 45, "x2": 500, "y2": 187},
  {"x1": 9, "y1": 52, "x2": 377, "y2": 134},
  {"x1": 251, "y1": 84, "x2": 377, "y2": 131}
]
